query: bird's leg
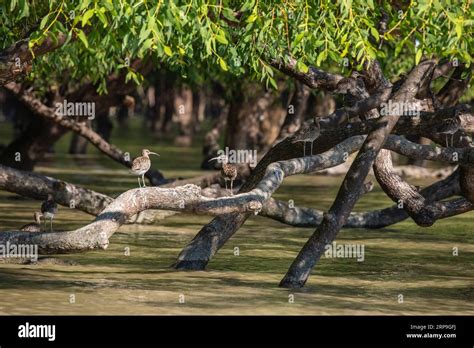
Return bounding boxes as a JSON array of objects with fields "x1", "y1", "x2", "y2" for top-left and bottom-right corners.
[
  {"x1": 224, "y1": 179, "x2": 228, "y2": 194},
  {"x1": 303, "y1": 142, "x2": 306, "y2": 157},
  {"x1": 311, "y1": 140, "x2": 314, "y2": 156},
  {"x1": 137, "y1": 177, "x2": 141, "y2": 188},
  {"x1": 230, "y1": 179, "x2": 233, "y2": 196},
  {"x1": 142, "y1": 174, "x2": 146, "y2": 188}
]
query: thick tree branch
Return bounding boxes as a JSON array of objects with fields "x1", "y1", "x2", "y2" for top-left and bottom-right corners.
[
  {"x1": 0, "y1": 34, "x2": 68, "y2": 85},
  {"x1": 279, "y1": 59, "x2": 437, "y2": 288},
  {"x1": 0, "y1": 138, "x2": 364, "y2": 254},
  {"x1": 262, "y1": 168, "x2": 460, "y2": 228},
  {"x1": 4, "y1": 82, "x2": 167, "y2": 185},
  {"x1": 268, "y1": 57, "x2": 344, "y2": 91},
  {"x1": 0, "y1": 164, "x2": 174, "y2": 224},
  {"x1": 374, "y1": 149, "x2": 442, "y2": 226}
]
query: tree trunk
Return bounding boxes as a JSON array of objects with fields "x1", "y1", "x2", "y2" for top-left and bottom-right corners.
[
  {"x1": 276, "y1": 81, "x2": 310, "y2": 141},
  {"x1": 95, "y1": 112, "x2": 113, "y2": 142},
  {"x1": 226, "y1": 84, "x2": 285, "y2": 152},
  {"x1": 174, "y1": 85, "x2": 194, "y2": 146},
  {"x1": 201, "y1": 103, "x2": 228, "y2": 169},
  {"x1": 279, "y1": 60, "x2": 436, "y2": 288},
  {"x1": 69, "y1": 132, "x2": 89, "y2": 155},
  {"x1": 0, "y1": 86, "x2": 67, "y2": 170}
]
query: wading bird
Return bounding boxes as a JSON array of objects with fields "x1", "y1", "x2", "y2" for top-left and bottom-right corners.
[
  {"x1": 131, "y1": 149, "x2": 160, "y2": 188},
  {"x1": 41, "y1": 194, "x2": 58, "y2": 232},
  {"x1": 19, "y1": 212, "x2": 43, "y2": 232},
  {"x1": 293, "y1": 117, "x2": 321, "y2": 156},
  {"x1": 209, "y1": 154, "x2": 237, "y2": 195},
  {"x1": 436, "y1": 115, "x2": 461, "y2": 147}
]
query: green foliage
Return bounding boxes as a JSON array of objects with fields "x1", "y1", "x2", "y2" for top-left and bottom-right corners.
[{"x1": 1, "y1": 0, "x2": 473, "y2": 92}]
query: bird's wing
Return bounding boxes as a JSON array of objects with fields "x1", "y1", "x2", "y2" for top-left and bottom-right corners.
[{"x1": 131, "y1": 158, "x2": 141, "y2": 171}]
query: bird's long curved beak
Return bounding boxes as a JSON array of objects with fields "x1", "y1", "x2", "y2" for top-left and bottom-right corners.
[
  {"x1": 208, "y1": 156, "x2": 219, "y2": 162},
  {"x1": 149, "y1": 152, "x2": 160, "y2": 156}
]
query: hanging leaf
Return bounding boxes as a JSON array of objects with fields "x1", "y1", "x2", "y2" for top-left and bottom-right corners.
[
  {"x1": 39, "y1": 13, "x2": 50, "y2": 30},
  {"x1": 296, "y1": 60, "x2": 309, "y2": 73},
  {"x1": 415, "y1": 49, "x2": 423, "y2": 64},
  {"x1": 81, "y1": 9, "x2": 95, "y2": 27},
  {"x1": 163, "y1": 45, "x2": 172, "y2": 56},
  {"x1": 76, "y1": 29, "x2": 89, "y2": 48},
  {"x1": 219, "y1": 57, "x2": 228, "y2": 71}
]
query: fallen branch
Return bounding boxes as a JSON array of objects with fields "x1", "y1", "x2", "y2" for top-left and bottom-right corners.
[
  {"x1": 261, "y1": 160, "x2": 462, "y2": 229},
  {"x1": 0, "y1": 137, "x2": 365, "y2": 254},
  {"x1": 0, "y1": 164, "x2": 174, "y2": 224}
]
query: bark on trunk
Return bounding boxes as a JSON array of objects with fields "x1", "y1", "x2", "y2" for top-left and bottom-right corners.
[
  {"x1": 279, "y1": 60, "x2": 436, "y2": 288},
  {"x1": 173, "y1": 88, "x2": 473, "y2": 272}
]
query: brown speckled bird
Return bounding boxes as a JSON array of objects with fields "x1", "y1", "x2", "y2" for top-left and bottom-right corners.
[
  {"x1": 131, "y1": 149, "x2": 160, "y2": 188},
  {"x1": 436, "y1": 116, "x2": 461, "y2": 147},
  {"x1": 41, "y1": 194, "x2": 58, "y2": 232},
  {"x1": 293, "y1": 117, "x2": 321, "y2": 156},
  {"x1": 20, "y1": 212, "x2": 43, "y2": 232},
  {"x1": 209, "y1": 155, "x2": 237, "y2": 195}
]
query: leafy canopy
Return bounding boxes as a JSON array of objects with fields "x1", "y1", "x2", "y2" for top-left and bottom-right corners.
[{"x1": 1, "y1": 0, "x2": 473, "y2": 92}]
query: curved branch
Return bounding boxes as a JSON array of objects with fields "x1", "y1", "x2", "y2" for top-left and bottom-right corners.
[
  {"x1": 4, "y1": 82, "x2": 167, "y2": 185},
  {"x1": 0, "y1": 34, "x2": 68, "y2": 85},
  {"x1": 436, "y1": 65, "x2": 472, "y2": 107},
  {"x1": 268, "y1": 57, "x2": 343, "y2": 91},
  {"x1": 280, "y1": 59, "x2": 438, "y2": 288},
  {"x1": 261, "y1": 160, "x2": 462, "y2": 229},
  {"x1": 0, "y1": 164, "x2": 174, "y2": 224},
  {"x1": 385, "y1": 135, "x2": 474, "y2": 164},
  {"x1": 374, "y1": 149, "x2": 443, "y2": 226},
  {"x1": 0, "y1": 137, "x2": 365, "y2": 254}
]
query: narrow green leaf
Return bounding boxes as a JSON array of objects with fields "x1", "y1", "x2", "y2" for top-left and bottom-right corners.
[
  {"x1": 215, "y1": 32, "x2": 228, "y2": 45},
  {"x1": 81, "y1": 9, "x2": 94, "y2": 27},
  {"x1": 370, "y1": 27, "x2": 379, "y2": 41},
  {"x1": 247, "y1": 14, "x2": 257, "y2": 23},
  {"x1": 415, "y1": 49, "x2": 422, "y2": 64},
  {"x1": 76, "y1": 29, "x2": 88, "y2": 48},
  {"x1": 164, "y1": 45, "x2": 172, "y2": 56},
  {"x1": 39, "y1": 13, "x2": 50, "y2": 30},
  {"x1": 455, "y1": 21, "x2": 462, "y2": 40},
  {"x1": 297, "y1": 60, "x2": 309, "y2": 73},
  {"x1": 219, "y1": 57, "x2": 228, "y2": 71}
]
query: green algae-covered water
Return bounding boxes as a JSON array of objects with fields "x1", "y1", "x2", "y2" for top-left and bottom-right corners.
[{"x1": 0, "y1": 120, "x2": 473, "y2": 315}]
